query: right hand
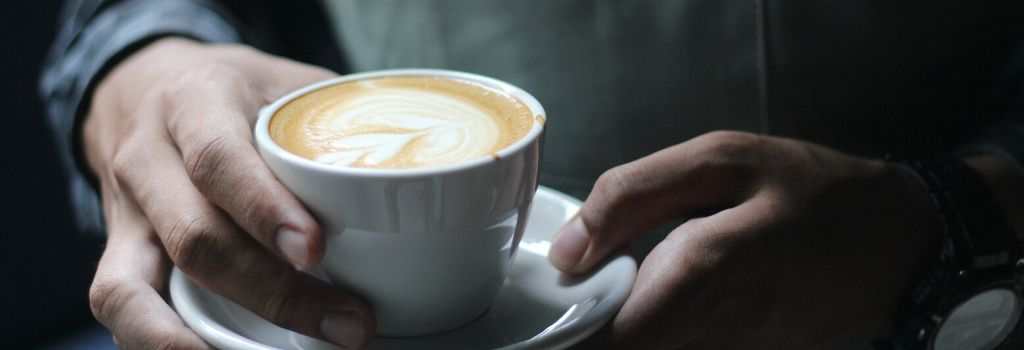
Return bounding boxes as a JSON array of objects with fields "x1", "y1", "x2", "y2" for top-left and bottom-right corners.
[{"x1": 83, "y1": 37, "x2": 374, "y2": 349}]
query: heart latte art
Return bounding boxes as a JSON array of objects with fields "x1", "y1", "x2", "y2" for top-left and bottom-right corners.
[{"x1": 270, "y1": 76, "x2": 535, "y2": 169}]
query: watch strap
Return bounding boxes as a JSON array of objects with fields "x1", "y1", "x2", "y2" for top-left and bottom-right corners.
[{"x1": 885, "y1": 156, "x2": 1021, "y2": 349}]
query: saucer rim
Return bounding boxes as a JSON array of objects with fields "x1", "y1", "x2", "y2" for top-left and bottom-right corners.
[{"x1": 170, "y1": 186, "x2": 637, "y2": 350}]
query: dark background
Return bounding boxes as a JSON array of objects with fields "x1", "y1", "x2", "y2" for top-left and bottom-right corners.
[{"x1": 0, "y1": 1, "x2": 109, "y2": 348}]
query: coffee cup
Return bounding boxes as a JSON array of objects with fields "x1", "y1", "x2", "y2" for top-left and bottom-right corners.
[{"x1": 254, "y1": 69, "x2": 545, "y2": 336}]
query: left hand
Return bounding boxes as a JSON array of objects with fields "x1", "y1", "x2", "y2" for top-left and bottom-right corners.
[{"x1": 551, "y1": 131, "x2": 941, "y2": 349}]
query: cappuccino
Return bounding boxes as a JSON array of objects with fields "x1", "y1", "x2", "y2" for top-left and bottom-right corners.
[
  {"x1": 270, "y1": 76, "x2": 534, "y2": 169},
  {"x1": 256, "y1": 69, "x2": 545, "y2": 335}
]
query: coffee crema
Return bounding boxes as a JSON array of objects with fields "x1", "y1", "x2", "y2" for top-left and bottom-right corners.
[{"x1": 269, "y1": 76, "x2": 534, "y2": 169}]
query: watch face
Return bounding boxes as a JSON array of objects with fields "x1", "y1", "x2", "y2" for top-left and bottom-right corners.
[{"x1": 932, "y1": 288, "x2": 1022, "y2": 350}]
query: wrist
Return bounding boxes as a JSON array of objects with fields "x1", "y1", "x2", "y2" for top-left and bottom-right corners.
[
  {"x1": 962, "y1": 153, "x2": 1024, "y2": 241},
  {"x1": 875, "y1": 160, "x2": 943, "y2": 334},
  {"x1": 884, "y1": 156, "x2": 1024, "y2": 349}
]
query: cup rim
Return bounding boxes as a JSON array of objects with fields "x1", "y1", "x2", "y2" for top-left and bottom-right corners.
[{"x1": 254, "y1": 69, "x2": 546, "y2": 178}]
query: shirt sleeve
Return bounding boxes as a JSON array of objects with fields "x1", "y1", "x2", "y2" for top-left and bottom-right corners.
[
  {"x1": 39, "y1": 0, "x2": 242, "y2": 235},
  {"x1": 959, "y1": 40, "x2": 1024, "y2": 174}
]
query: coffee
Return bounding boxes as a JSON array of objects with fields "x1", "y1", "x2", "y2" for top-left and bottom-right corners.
[
  {"x1": 257, "y1": 69, "x2": 545, "y2": 335},
  {"x1": 270, "y1": 76, "x2": 534, "y2": 169}
]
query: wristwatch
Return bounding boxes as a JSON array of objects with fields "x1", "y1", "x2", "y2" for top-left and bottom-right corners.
[{"x1": 883, "y1": 157, "x2": 1024, "y2": 350}]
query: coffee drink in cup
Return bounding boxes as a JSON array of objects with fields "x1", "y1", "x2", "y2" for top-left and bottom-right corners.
[
  {"x1": 269, "y1": 76, "x2": 534, "y2": 169},
  {"x1": 256, "y1": 69, "x2": 545, "y2": 336}
]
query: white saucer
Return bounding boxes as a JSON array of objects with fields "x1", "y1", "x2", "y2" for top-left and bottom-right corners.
[{"x1": 171, "y1": 186, "x2": 637, "y2": 349}]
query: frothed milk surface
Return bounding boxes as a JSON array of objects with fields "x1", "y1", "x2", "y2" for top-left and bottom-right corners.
[{"x1": 270, "y1": 76, "x2": 534, "y2": 169}]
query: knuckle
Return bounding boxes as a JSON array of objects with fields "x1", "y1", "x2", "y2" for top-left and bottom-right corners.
[
  {"x1": 586, "y1": 164, "x2": 644, "y2": 233},
  {"x1": 259, "y1": 274, "x2": 306, "y2": 326},
  {"x1": 593, "y1": 164, "x2": 637, "y2": 208},
  {"x1": 695, "y1": 130, "x2": 761, "y2": 156},
  {"x1": 239, "y1": 192, "x2": 284, "y2": 232},
  {"x1": 691, "y1": 131, "x2": 763, "y2": 180},
  {"x1": 180, "y1": 138, "x2": 282, "y2": 237},
  {"x1": 110, "y1": 147, "x2": 137, "y2": 182},
  {"x1": 183, "y1": 134, "x2": 232, "y2": 184},
  {"x1": 110, "y1": 138, "x2": 149, "y2": 182},
  {"x1": 165, "y1": 213, "x2": 218, "y2": 274},
  {"x1": 156, "y1": 63, "x2": 246, "y2": 118},
  {"x1": 88, "y1": 274, "x2": 132, "y2": 324}
]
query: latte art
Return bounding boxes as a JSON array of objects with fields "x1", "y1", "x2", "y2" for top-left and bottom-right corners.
[
  {"x1": 314, "y1": 88, "x2": 501, "y2": 167},
  {"x1": 270, "y1": 76, "x2": 534, "y2": 169}
]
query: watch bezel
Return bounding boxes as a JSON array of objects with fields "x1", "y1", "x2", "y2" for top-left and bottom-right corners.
[{"x1": 925, "y1": 282, "x2": 1024, "y2": 350}]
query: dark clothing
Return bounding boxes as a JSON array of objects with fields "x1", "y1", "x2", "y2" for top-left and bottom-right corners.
[{"x1": 41, "y1": 0, "x2": 1024, "y2": 234}]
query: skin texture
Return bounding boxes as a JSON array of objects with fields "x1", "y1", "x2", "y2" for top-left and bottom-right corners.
[
  {"x1": 83, "y1": 38, "x2": 373, "y2": 349},
  {"x1": 550, "y1": 132, "x2": 1024, "y2": 349},
  {"x1": 83, "y1": 38, "x2": 1024, "y2": 350}
]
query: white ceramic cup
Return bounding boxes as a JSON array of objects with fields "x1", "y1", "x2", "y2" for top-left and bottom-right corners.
[{"x1": 254, "y1": 69, "x2": 545, "y2": 336}]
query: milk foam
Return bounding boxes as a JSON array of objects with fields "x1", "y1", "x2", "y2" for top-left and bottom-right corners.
[
  {"x1": 270, "y1": 76, "x2": 533, "y2": 169},
  {"x1": 314, "y1": 88, "x2": 500, "y2": 167}
]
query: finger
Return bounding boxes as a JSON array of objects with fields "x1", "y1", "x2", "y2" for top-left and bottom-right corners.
[
  {"x1": 90, "y1": 186, "x2": 210, "y2": 350},
  {"x1": 585, "y1": 201, "x2": 769, "y2": 349},
  {"x1": 550, "y1": 131, "x2": 764, "y2": 273},
  {"x1": 160, "y1": 72, "x2": 323, "y2": 270},
  {"x1": 112, "y1": 126, "x2": 375, "y2": 348}
]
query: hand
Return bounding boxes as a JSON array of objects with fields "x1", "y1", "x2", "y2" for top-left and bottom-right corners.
[
  {"x1": 550, "y1": 131, "x2": 941, "y2": 349},
  {"x1": 83, "y1": 38, "x2": 374, "y2": 349}
]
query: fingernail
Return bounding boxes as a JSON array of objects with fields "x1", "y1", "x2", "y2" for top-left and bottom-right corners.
[
  {"x1": 276, "y1": 228, "x2": 309, "y2": 269},
  {"x1": 321, "y1": 311, "x2": 366, "y2": 349},
  {"x1": 549, "y1": 217, "x2": 591, "y2": 270}
]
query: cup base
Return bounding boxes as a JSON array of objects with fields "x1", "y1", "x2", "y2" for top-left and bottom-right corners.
[{"x1": 376, "y1": 303, "x2": 492, "y2": 338}]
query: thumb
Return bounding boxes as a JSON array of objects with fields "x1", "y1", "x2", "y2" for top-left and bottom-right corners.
[{"x1": 548, "y1": 131, "x2": 764, "y2": 273}]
